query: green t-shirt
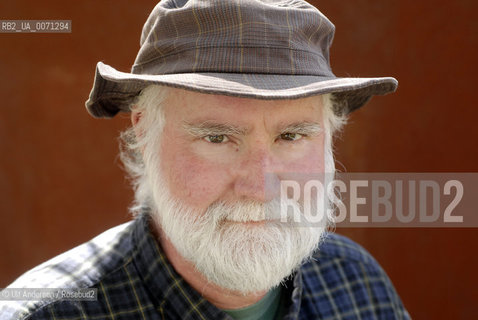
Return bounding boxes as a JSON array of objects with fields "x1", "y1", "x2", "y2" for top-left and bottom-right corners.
[{"x1": 222, "y1": 286, "x2": 284, "y2": 320}]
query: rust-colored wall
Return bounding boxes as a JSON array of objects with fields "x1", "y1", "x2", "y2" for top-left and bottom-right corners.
[{"x1": 1, "y1": 1, "x2": 476, "y2": 318}]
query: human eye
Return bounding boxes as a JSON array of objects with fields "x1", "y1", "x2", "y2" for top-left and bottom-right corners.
[
  {"x1": 279, "y1": 132, "x2": 304, "y2": 141},
  {"x1": 203, "y1": 134, "x2": 229, "y2": 144}
]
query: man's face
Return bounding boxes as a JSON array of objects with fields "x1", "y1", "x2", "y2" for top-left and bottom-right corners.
[
  {"x1": 159, "y1": 88, "x2": 326, "y2": 212},
  {"x1": 141, "y1": 87, "x2": 330, "y2": 293}
]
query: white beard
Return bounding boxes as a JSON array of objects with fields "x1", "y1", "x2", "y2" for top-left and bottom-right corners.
[{"x1": 146, "y1": 169, "x2": 329, "y2": 294}]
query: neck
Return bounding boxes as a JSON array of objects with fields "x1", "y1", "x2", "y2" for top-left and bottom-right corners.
[{"x1": 154, "y1": 225, "x2": 267, "y2": 310}]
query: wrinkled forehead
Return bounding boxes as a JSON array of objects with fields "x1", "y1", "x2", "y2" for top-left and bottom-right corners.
[{"x1": 161, "y1": 87, "x2": 325, "y2": 125}]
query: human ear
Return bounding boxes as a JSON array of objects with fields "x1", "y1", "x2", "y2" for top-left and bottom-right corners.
[
  {"x1": 131, "y1": 109, "x2": 143, "y2": 139},
  {"x1": 130, "y1": 109, "x2": 147, "y2": 156},
  {"x1": 131, "y1": 109, "x2": 141, "y2": 125}
]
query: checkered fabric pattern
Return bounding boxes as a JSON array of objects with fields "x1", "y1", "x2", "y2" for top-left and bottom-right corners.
[{"x1": 0, "y1": 213, "x2": 410, "y2": 319}]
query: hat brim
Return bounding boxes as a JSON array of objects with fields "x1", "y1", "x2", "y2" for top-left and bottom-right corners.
[{"x1": 86, "y1": 62, "x2": 398, "y2": 118}]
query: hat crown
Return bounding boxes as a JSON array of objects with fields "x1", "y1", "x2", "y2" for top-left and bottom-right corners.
[{"x1": 133, "y1": 0, "x2": 336, "y2": 77}]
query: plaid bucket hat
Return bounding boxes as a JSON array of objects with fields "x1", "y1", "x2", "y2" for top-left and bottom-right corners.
[{"x1": 86, "y1": 0, "x2": 398, "y2": 118}]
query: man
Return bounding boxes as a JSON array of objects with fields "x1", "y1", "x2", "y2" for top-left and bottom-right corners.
[{"x1": 1, "y1": 0, "x2": 409, "y2": 319}]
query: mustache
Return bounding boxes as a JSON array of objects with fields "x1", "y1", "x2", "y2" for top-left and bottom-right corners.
[{"x1": 204, "y1": 198, "x2": 304, "y2": 223}]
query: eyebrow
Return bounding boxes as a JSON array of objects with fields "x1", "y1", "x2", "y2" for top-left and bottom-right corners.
[
  {"x1": 182, "y1": 121, "x2": 322, "y2": 137},
  {"x1": 183, "y1": 121, "x2": 247, "y2": 137},
  {"x1": 279, "y1": 122, "x2": 323, "y2": 136}
]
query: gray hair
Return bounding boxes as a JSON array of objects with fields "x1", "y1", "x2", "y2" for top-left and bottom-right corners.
[{"x1": 119, "y1": 85, "x2": 348, "y2": 215}]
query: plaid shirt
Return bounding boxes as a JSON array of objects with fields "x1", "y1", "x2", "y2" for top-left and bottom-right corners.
[{"x1": 1, "y1": 213, "x2": 410, "y2": 319}]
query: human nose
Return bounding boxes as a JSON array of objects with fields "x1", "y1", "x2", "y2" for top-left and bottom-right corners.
[{"x1": 232, "y1": 145, "x2": 280, "y2": 202}]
